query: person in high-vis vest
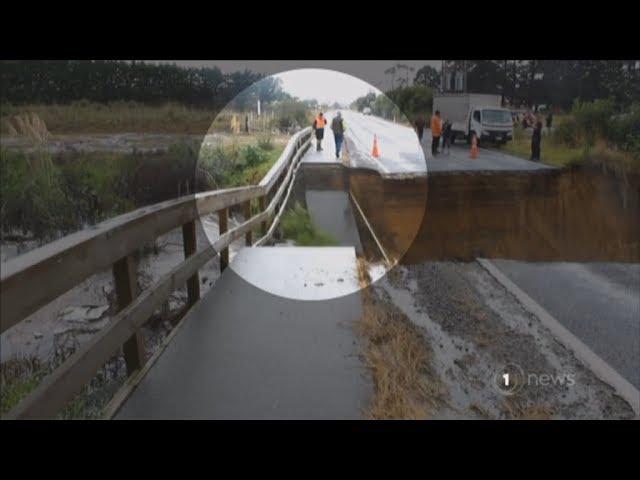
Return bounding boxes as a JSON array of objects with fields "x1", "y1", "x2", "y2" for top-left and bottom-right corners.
[
  {"x1": 313, "y1": 112, "x2": 327, "y2": 151},
  {"x1": 430, "y1": 110, "x2": 442, "y2": 156}
]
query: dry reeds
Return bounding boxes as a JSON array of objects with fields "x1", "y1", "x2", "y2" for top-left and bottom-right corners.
[
  {"x1": 2, "y1": 112, "x2": 50, "y2": 142},
  {"x1": 356, "y1": 258, "x2": 446, "y2": 419}
]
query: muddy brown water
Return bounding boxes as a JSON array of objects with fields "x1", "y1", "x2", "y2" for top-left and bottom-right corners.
[{"x1": 345, "y1": 166, "x2": 639, "y2": 264}]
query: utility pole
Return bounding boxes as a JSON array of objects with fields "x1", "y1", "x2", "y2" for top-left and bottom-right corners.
[
  {"x1": 502, "y1": 59, "x2": 507, "y2": 106},
  {"x1": 464, "y1": 60, "x2": 468, "y2": 93}
]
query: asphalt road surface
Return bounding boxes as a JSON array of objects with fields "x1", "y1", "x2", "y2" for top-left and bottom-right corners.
[
  {"x1": 490, "y1": 260, "x2": 640, "y2": 389},
  {"x1": 421, "y1": 129, "x2": 555, "y2": 173},
  {"x1": 305, "y1": 111, "x2": 551, "y2": 174}
]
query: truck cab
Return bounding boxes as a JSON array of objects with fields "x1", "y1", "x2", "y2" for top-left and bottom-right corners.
[
  {"x1": 469, "y1": 107, "x2": 514, "y2": 145},
  {"x1": 433, "y1": 93, "x2": 515, "y2": 146}
]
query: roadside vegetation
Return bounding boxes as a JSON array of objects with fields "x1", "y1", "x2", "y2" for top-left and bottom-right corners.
[
  {"x1": 0, "y1": 356, "x2": 42, "y2": 415},
  {"x1": 0, "y1": 138, "x2": 285, "y2": 243},
  {"x1": 1, "y1": 351, "x2": 126, "y2": 420},
  {"x1": 198, "y1": 137, "x2": 285, "y2": 188},
  {"x1": 280, "y1": 203, "x2": 338, "y2": 246},
  {"x1": 1, "y1": 101, "x2": 220, "y2": 134},
  {"x1": 0, "y1": 101, "x2": 315, "y2": 136},
  {"x1": 503, "y1": 100, "x2": 640, "y2": 173},
  {"x1": 355, "y1": 259, "x2": 446, "y2": 419}
]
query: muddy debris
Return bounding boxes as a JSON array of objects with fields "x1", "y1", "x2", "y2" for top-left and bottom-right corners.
[{"x1": 374, "y1": 261, "x2": 636, "y2": 419}]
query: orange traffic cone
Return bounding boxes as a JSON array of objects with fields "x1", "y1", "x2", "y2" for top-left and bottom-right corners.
[
  {"x1": 372, "y1": 135, "x2": 380, "y2": 157},
  {"x1": 470, "y1": 134, "x2": 479, "y2": 159}
]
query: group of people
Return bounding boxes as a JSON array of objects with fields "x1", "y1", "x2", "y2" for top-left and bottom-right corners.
[
  {"x1": 313, "y1": 108, "x2": 549, "y2": 163},
  {"x1": 415, "y1": 109, "x2": 551, "y2": 162},
  {"x1": 414, "y1": 111, "x2": 452, "y2": 156},
  {"x1": 312, "y1": 111, "x2": 345, "y2": 159}
]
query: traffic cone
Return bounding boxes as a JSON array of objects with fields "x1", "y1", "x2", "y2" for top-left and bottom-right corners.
[
  {"x1": 470, "y1": 134, "x2": 478, "y2": 159},
  {"x1": 372, "y1": 135, "x2": 380, "y2": 157}
]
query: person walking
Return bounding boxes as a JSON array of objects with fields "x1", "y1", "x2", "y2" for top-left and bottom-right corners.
[
  {"x1": 313, "y1": 112, "x2": 327, "y2": 152},
  {"x1": 546, "y1": 110, "x2": 554, "y2": 134},
  {"x1": 531, "y1": 121, "x2": 542, "y2": 162},
  {"x1": 442, "y1": 118, "x2": 452, "y2": 154},
  {"x1": 331, "y1": 111, "x2": 346, "y2": 159},
  {"x1": 430, "y1": 110, "x2": 442, "y2": 156},
  {"x1": 414, "y1": 114, "x2": 426, "y2": 143}
]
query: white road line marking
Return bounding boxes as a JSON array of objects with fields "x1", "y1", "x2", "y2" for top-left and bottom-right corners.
[{"x1": 477, "y1": 257, "x2": 640, "y2": 415}]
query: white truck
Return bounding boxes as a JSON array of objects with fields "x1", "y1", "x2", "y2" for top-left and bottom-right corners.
[{"x1": 433, "y1": 93, "x2": 514, "y2": 145}]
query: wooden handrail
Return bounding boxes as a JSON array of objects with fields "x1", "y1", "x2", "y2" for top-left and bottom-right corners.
[
  {"x1": 2, "y1": 127, "x2": 312, "y2": 419},
  {"x1": 0, "y1": 186, "x2": 260, "y2": 333}
]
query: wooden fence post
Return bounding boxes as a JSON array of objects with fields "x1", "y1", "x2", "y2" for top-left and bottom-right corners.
[
  {"x1": 243, "y1": 200, "x2": 253, "y2": 246},
  {"x1": 259, "y1": 196, "x2": 267, "y2": 235},
  {"x1": 113, "y1": 255, "x2": 146, "y2": 376},
  {"x1": 182, "y1": 220, "x2": 200, "y2": 306},
  {"x1": 218, "y1": 208, "x2": 229, "y2": 271}
]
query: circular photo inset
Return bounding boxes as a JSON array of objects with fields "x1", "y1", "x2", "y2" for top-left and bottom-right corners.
[{"x1": 194, "y1": 68, "x2": 428, "y2": 301}]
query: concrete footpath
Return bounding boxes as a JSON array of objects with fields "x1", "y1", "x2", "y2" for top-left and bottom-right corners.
[{"x1": 115, "y1": 247, "x2": 371, "y2": 419}]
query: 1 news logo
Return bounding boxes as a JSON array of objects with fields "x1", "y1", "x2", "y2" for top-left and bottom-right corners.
[
  {"x1": 493, "y1": 363, "x2": 526, "y2": 395},
  {"x1": 493, "y1": 363, "x2": 576, "y2": 395}
]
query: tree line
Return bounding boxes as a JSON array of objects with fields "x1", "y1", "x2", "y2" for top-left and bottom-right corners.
[
  {"x1": 426, "y1": 61, "x2": 640, "y2": 111},
  {"x1": 0, "y1": 61, "x2": 276, "y2": 108}
]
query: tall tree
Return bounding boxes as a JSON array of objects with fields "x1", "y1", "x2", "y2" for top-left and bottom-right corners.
[{"x1": 414, "y1": 65, "x2": 440, "y2": 89}]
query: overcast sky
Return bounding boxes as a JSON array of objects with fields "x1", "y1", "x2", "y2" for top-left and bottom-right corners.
[
  {"x1": 273, "y1": 69, "x2": 381, "y2": 105},
  {"x1": 153, "y1": 60, "x2": 441, "y2": 104}
]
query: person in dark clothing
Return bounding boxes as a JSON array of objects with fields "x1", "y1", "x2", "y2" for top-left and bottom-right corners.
[
  {"x1": 331, "y1": 111, "x2": 346, "y2": 159},
  {"x1": 442, "y1": 119, "x2": 452, "y2": 154},
  {"x1": 546, "y1": 111, "x2": 553, "y2": 132},
  {"x1": 531, "y1": 121, "x2": 542, "y2": 162},
  {"x1": 245, "y1": 115, "x2": 249, "y2": 133},
  {"x1": 414, "y1": 114, "x2": 426, "y2": 142},
  {"x1": 313, "y1": 112, "x2": 327, "y2": 151}
]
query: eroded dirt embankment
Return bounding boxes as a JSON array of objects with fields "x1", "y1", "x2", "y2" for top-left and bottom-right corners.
[
  {"x1": 349, "y1": 167, "x2": 639, "y2": 263},
  {"x1": 348, "y1": 165, "x2": 638, "y2": 419}
]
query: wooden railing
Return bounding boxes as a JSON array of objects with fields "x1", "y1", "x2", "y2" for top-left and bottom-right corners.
[{"x1": 1, "y1": 127, "x2": 312, "y2": 419}]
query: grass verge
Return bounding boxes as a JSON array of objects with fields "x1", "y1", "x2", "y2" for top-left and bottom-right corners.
[
  {"x1": 500, "y1": 126, "x2": 584, "y2": 167},
  {"x1": 356, "y1": 258, "x2": 446, "y2": 419}
]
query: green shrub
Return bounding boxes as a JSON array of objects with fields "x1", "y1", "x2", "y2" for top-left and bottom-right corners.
[
  {"x1": 281, "y1": 203, "x2": 338, "y2": 246},
  {"x1": 550, "y1": 100, "x2": 639, "y2": 166},
  {"x1": 57, "y1": 153, "x2": 136, "y2": 224},
  {"x1": 554, "y1": 98, "x2": 615, "y2": 147},
  {"x1": 0, "y1": 149, "x2": 75, "y2": 239},
  {"x1": 241, "y1": 144, "x2": 268, "y2": 168},
  {"x1": 272, "y1": 99, "x2": 311, "y2": 131},
  {"x1": 1, "y1": 148, "x2": 141, "y2": 239},
  {"x1": 387, "y1": 85, "x2": 434, "y2": 120},
  {"x1": 0, "y1": 356, "x2": 43, "y2": 416},
  {"x1": 257, "y1": 135, "x2": 274, "y2": 151},
  {"x1": 609, "y1": 104, "x2": 640, "y2": 159}
]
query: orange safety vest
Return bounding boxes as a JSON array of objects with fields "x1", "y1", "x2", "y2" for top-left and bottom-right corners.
[
  {"x1": 315, "y1": 116, "x2": 327, "y2": 129},
  {"x1": 431, "y1": 115, "x2": 442, "y2": 136}
]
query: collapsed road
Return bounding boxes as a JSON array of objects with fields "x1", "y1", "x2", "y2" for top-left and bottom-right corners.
[{"x1": 3, "y1": 111, "x2": 638, "y2": 419}]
